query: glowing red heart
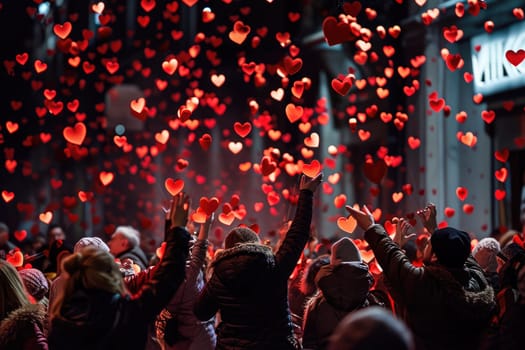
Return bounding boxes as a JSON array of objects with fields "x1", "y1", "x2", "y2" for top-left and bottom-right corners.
[
  {"x1": 494, "y1": 148, "x2": 509, "y2": 163},
  {"x1": 285, "y1": 103, "x2": 303, "y2": 123},
  {"x1": 7, "y1": 250, "x2": 23, "y2": 267},
  {"x1": 505, "y1": 49, "x2": 525, "y2": 66},
  {"x1": 322, "y1": 17, "x2": 354, "y2": 46},
  {"x1": 462, "y1": 204, "x2": 474, "y2": 215},
  {"x1": 481, "y1": 110, "x2": 495, "y2": 124},
  {"x1": 392, "y1": 192, "x2": 403, "y2": 203},
  {"x1": 429, "y1": 98, "x2": 445, "y2": 112},
  {"x1": 302, "y1": 160, "x2": 321, "y2": 178},
  {"x1": 260, "y1": 156, "x2": 277, "y2": 176},
  {"x1": 199, "y1": 134, "x2": 212, "y2": 151},
  {"x1": 337, "y1": 215, "x2": 357, "y2": 234},
  {"x1": 229, "y1": 20, "x2": 250, "y2": 44},
  {"x1": 162, "y1": 58, "x2": 178, "y2": 75},
  {"x1": 407, "y1": 136, "x2": 421, "y2": 150},
  {"x1": 218, "y1": 212, "x2": 235, "y2": 225},
  {"x1": 331, "y1": 77, "x2": 352, "y2": 96},
  {"x1": 233, "y1": 122, "x2": 252, "y2": 138},
  {"x1": 14, "y1": 230, "x2": 27, "y2": 242},
  {"x1": 334, "y1": 194, "x2": 347, "y2": 208},
  {"x1": 2, "y1": 190, "x2": 14, "y2": 203},
  {"x1": 494, "y1": 168, "x2": 508, "y2": 182},
  {"x1": 199, "y1": 197, "x2": 220, "y2": 216},
  {"x1": 494, "y1": 189, "x2": 506, "y2": 201},
  {"x1": 444, "y1": 207, "x2": 455, "y2": 218},
  {"x1": 16, "y1": 53, "x2": 28, "y2": 65},
  {"x1": 39, "y1": 211, "x2": 53, "y2": 224},
  {"x1": 99, "y1": 172, "x2": 115, "y2": 186},
  {"x1": 53, "y1": 22, "x2": 72, "y2": 39},
  {"x1": 164, "y1": 178, "x2": 184, "y2": 196},
  {"x1": 456, "y1": 186, "x2": 468, "y2": 201},
  {"x1": 63, "y1": 122, "x2": 87, "y2": 146}
]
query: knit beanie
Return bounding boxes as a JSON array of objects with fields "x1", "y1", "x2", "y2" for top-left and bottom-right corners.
[
  {"x1": 431, "y1": 227, "x2": 471, "y2": 268},
  {"x1": 224, "y1": 227, "x2": 260, "y2": 249},
  {"x1": 19, "y1": 268, "x2": 49, "y2": 301},
  {"x1": 472, "y1": 237, "x2": 500, "y2": 273},
  {"x1": 74, "y1": 236, "x2": 110, "y2": 253},
  {"x1": 331, "y1": 237, "x2": 362, "y2": 264}
]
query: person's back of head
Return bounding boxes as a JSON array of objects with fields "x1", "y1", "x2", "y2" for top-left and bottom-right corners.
[
  {"x1": 329, "y1": 306, "x2": 414, "y2": 350},
  {"x1": 109, "y1": 226, "x2": 140, "y2": 256},
  {"x1": 18, "y1": 268, "x2": 49, "y2": 304},
  {"x1": 50, "y1": 247, "x2": 126, "y2": 320},
  {"x1": 430, "y1": 227, "x2": 471, "y2": 268},
  {"x1": 472, "y1": 237, "x2": 500, "y2": 273},
  {"x1": 0, "y1": 260, "x2": 30, "y2": 320}
]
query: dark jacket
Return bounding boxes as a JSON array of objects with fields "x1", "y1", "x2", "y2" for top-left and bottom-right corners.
[
  {"x1": 117, "y1": 245, "x2": 149, "y2": 270},
  {"x1": 48, "y1": 227, "x2": 190, "y2": 350},
  {"x1": 194, "y1": 189, "x2": 314, "y2": 350},
  {"x1": 0, "y1": 303, "x2": 48, "y2": 350},
  {"x1": 364, "y1": 224, "x2": 495, "y2": 350},
  {"x1": 302, "y1": 262, "x2": 374, "y2": 350}
]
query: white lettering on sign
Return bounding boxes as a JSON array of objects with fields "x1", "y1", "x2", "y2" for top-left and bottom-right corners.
[{"x1": 471, "y1": 20, "x2": 525, "y2": 96}]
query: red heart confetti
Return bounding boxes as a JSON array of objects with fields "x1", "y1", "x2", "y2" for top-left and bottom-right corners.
[{"x1": 164, "y1": 178, "x2": 185, "y2": 196}]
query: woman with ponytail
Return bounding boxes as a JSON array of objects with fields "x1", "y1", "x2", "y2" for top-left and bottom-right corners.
[{"x1": 48, "y1": 193, "x2": 192, "y2": 350}]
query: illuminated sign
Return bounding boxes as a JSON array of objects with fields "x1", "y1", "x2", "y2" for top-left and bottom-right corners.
[{"x1": 471, "y1": 20, "x2": 525, "y2": 95}]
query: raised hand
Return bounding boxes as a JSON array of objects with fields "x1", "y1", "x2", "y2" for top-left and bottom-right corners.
[
  {"x1": 392, "y1": 217, "x2": 417, "y2": 247},
  {"x1": 198, "y1": 212, "x2": 215, "y2": 240},
  {"x1": 416, "y1": 203, "x2": 437, "y2": 234},
  {"x1": 167, "y1": 192, "x2": 191, "y2": 229},
  {"x1": 299, "y1": 173, "x2": 323, "y2": 193},
  {"x1": 345, "y1": 205, "x2": 375, "y2": 231}
]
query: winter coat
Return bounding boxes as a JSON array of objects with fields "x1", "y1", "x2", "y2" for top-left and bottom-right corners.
[
  {"x1": 0, "y1": 303, "x2": 48, "y2": 350},
  {"x1": 48, "y1": 227, "x2": 190, "y2": 350},
  {"x1": 161, "y1": 239, "x2": 216, "y2": 350},
  {"x1": 194, "y1": 189, "x2": 314, "y2": 350},
  {"x1": 364, "y1": 224, "x2": 495, "y2": 350},
  {"x1": 302, "y1": 262, "x2": 374, "y2": 350},
  {"x1": 117, "y1": 245, "x2": 149, "y2": 270}
]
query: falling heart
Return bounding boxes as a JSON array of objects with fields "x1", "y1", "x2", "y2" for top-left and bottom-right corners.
[{"x1": 164, "y1": 178, "x2": 184, "y2": 196}]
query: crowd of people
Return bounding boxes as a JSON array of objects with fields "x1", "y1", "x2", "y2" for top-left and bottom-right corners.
[{"x1": 0, "y1": 173, "x2": 524, "y2": 350}]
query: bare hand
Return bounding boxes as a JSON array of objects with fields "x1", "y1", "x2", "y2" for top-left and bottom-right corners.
[
  {"x1": 416, "y1": 203, "x2": 437, "y2": 234},
  {"x1": 299, "y1": 173, "x2": 323, "y2": 193},
  {"x1": 392, "y1": 217, "x2": 417, "y2": 247},
  {"x1": 345, "y1": 205, "x2": 375, "y2": 231},
  {"x1": 198, "y1": 212, "x2": 215, "y2": 240},
  {"x1": 167, "y1": 192, "x2": 190, "y2": 229}
]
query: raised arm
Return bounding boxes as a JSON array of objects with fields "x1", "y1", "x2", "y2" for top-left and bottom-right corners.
[
  {"x1": 186, "y1": 213, "x2": 214, "y2": 287},
  {"x1": 275, "y1": 173, "x2": 322, "y2": 280},
  {"x1": 346, "y1": 205, "x2": 422, "y2": 302},
  {"x1": 131, "y1": 192, "x2": 191, "y2": 322}
]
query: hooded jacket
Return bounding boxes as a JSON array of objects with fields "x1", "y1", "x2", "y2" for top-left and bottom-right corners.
[
  {"x1": 48, "y1": 227, "x2": 190, "y2": 350},
  {"x1": 302, "y1": 262, "x2": 374, "y2": 350},
  {"x1": 0, "y1": 303, "x2": 48, "y2": 350},
  {"x1": 364, "y1": 224, "x2": 495, "y2": 350},
  {"x1": 194, "y1": 189, "x2": 313, "y2": 350}
]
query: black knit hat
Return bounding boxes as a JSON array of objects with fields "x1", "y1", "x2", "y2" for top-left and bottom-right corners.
[
  {"x1": 431, "y1": 227, "x2": 471, "y2": 268},
  {"x1": 224, "y1": 227, "x2": 260, "y2": 249}
]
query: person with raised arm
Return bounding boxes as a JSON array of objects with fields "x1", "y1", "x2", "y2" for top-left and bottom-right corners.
[
  {"x1": 48, "y1": 193, "x2": 191, "y2": 350},
  {"x1": 346, "y1": 203, "x2": 495, "y2": 350},
  {"x1": 194, "y1": 173, "x2": 323, "y2": 350}
]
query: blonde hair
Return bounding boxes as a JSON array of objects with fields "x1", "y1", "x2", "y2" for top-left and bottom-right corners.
[
  {"x1": 50, "y1": 247, "x2": 127, "y2": 320},
  {"x1": 0, "y1": 260, "x2": 30, "y2": 320}
]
